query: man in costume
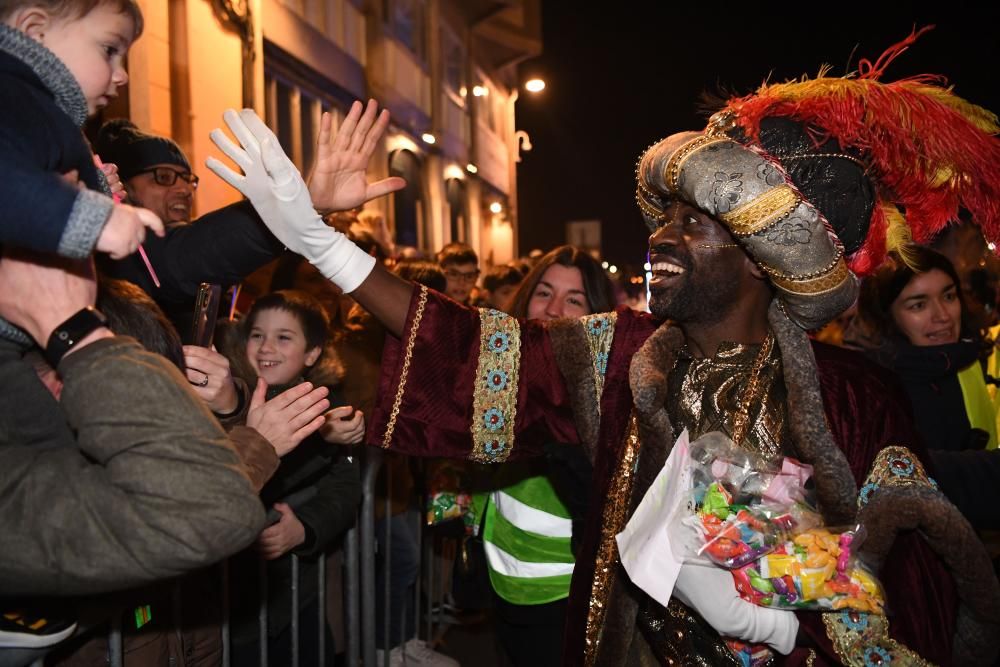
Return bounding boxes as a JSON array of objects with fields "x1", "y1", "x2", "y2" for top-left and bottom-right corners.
[{"x1": 207, "y1": 41, "x2": 1000, "y2": 664}]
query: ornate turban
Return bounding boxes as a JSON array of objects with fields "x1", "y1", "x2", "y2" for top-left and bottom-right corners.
[{"x1": 636, "y1": 27, "x2": 1000, "y2": 330}]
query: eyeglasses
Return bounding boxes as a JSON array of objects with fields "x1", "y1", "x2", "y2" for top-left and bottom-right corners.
[
  {"x1": 137, "y1": 167, "x2": 199, "y2": 189},
  {"x1": 445, "y1": 269, "x2": 480, "y2": 283}
]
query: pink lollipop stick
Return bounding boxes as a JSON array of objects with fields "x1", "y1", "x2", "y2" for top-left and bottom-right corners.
[{"x1": 94, "y1": 154, "x2": 161, "y2": 288}]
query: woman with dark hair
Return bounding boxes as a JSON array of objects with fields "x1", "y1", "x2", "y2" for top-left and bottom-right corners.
[
  {"x1": 857, "y1": 247, "x2": 995, "y2": 451},
  {"x1": 481, "y1": 245, "x2": 616, "y2": 667},
  {"x1": 507, "y1": 245, "x2": 616, "y2": 320},
  {"x1": 856, "y1": 246, "x2": 1000, "y2": 528}
]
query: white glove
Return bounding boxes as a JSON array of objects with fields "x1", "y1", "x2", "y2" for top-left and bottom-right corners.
[
  {"x1": 673, "y1": 562, "x2": 799, "y2": 655},
  {"x1": 206, "y1": 109, "x2": 375, "y2": 293}
]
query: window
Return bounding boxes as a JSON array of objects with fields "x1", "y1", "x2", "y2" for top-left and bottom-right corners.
[
  {"x1": 389, "y1": 149, "x2": 424, "y2": 248},
  {"x1": 442, "y1": 27, "x2": 465, "y2": 103},
  {"x1": 264, "y1": 70, "x2": 342, "y2": 173},
  {"x1": 391, "y1": 0, "x2": 425, "y2": 60},
  {"x1": 446, "y1": 177, "x2": 467, "y2": 242}
]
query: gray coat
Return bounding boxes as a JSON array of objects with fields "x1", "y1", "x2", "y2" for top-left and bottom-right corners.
[{"x1": 0, "y1": 335, "x2": 266, "y2": 595}]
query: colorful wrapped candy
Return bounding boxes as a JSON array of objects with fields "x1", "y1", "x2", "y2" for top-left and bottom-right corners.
[
  {"x1": 730, "y1": 527, "x2": 885, "y2": 612},
  {"x1": 724, "y1": 639, "x2": 774, "y2": 667},
  {"x1": 695, "y1": 481, "x2": 806, "y2": 569},
  {"x1": 425, "y1": 460, "x2": 473, "y2": 528},
  {"x1": 682, "y1": 432, "x2": 886, "y2": 613}
]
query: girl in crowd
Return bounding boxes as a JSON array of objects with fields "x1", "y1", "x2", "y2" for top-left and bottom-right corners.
[
  {"x1": 856, "y1": 247, "x2": 1000, "y2": 529},
  {"x1": 481, "y1": 245, "x2": 616, "y2": 666}
]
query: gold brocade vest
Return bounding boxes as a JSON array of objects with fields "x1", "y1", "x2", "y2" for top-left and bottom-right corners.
[{"x1": 668, "y1": 341, "x2": 790, "y2": 461}]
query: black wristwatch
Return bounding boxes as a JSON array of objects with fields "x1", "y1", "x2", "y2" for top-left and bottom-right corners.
[{"x1": 44, "y1": 306, "x2": 109, "y2": 367}]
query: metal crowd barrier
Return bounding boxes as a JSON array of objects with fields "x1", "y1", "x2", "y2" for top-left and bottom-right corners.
[{"x1": 24, "y1": 445, "x2": 457, "y2": 667}]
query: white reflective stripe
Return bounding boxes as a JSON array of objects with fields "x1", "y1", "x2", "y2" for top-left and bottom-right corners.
[
  {"x1": 493, "y1": 490, "x2": 573, "y2": 538},
  {"x1": 483, "y1": 540, "x2": 575, "y2": 579}
]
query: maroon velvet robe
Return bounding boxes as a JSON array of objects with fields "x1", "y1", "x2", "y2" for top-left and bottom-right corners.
[{"x1": 369, "y1": 288, "x2": 957, "y2": 666}]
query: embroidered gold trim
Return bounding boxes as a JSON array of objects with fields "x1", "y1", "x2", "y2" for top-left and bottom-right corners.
[
  {"x1": 822, "y1": 611, "x2": 934, "y2": 667},
  {"x1": 861, "y1": 445, "x2": 934, "y2": 497},
  {"x1": 719, "y1": 184, "x2": 801, "y2": 237},
  {"x1": 664, "y1": 135, "x2": 731, "y2": 193},
  {"x1": 820, "y1": 445, "x2": 937, "y2": 666},
  {"x1": 770, "y1": 258, "x2": 851, "y2": 296},
  {"x1": 470, "y1": 308, "x2": 521, "y2": 463},
  {"x1": 759, "y1": 247, "x2": 845, "y2": 282},
  {"x1": 636, "y1": 187, "x2": 669, "y2": 223},
  {"x1": 580, "y1": 312, "x2": 617, "y2": 413},
  {"x1": 778, "y1": 151, "x2": 867, "y2": 168},
  {"x1": 381, "y1": 285, "x2": 428, "y2": 448},
  {"x1": 584, "y1": 412, "x2": 641, "y2": 666}
]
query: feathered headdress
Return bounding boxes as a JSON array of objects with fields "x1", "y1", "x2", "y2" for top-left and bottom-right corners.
[{"x1": 714, "y1": 26, "x2": 1000, "y2": 276}]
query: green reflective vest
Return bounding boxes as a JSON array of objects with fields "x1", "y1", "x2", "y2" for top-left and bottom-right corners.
[{"x1": 482, "y1": 473, "x2": 575, "y2": 605}]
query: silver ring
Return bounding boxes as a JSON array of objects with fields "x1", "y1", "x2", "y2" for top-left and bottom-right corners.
[{"x1": 197, "y1": 375, "x2": 209, "y2": 387}]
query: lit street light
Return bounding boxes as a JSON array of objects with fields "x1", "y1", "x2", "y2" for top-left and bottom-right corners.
[{"x1": 525, "y1": 78, "x2": 546, "y2": 93}]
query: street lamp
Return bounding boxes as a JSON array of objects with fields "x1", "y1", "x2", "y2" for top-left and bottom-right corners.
[
  {"x1": 525, "y1": 78, "x2": 545, "y2": 93},
  {"x1": 514, "y1": 130, "x2": 532, "y2": 163}
]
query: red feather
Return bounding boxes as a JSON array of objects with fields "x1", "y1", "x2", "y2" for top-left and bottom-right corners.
[{"x1": 719, "y1": 29, "x2": 1000, "y2": 276}]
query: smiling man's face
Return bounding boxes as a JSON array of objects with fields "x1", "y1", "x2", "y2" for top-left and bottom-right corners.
[
  {"x1": 647, "y1": 202, "x2": 747, "y2": 325},
  {"x1": 126, "y1": 164, "x2": 195, "y2": 223}
]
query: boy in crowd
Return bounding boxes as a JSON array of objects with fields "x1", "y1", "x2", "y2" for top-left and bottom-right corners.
[{"x1": 435, "y1": 242, "x2": 479, "y2": 306}]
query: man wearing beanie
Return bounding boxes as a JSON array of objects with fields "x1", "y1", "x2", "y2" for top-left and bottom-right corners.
[
  {"x1": 95, "y1": 118, "x2": 196, "y2": 224},
  {"x1": 207, "y1": 51, "x2": 1000, "y2": 667},
  {"x1": 94, "y1": 118, "x2": 284, "y2": 337}
]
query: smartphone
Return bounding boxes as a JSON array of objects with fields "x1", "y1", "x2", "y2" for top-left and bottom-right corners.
[{"x1": 190, "y1": 283, "x2": 222, "y2": 347}]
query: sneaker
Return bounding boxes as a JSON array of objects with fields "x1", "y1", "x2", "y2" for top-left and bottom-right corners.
[
  {"x1": 375, "y1": 646, "x2": 406, "y2": 667},
  {"x1": 0, "y1": 609, "x2": 77, "y2": 648},
  {"x1": 401, "y1": 638, "x2": 459, "y2": 667}
]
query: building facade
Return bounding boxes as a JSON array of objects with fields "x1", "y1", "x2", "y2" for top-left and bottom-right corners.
[{"x1": 116, "y1": 0, "x2": 541, "y2": 269}]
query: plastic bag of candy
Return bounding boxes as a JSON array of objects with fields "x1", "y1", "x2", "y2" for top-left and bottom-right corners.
[
  {"x1": 731, "y1": 526, "x2": 885, "y2": 613},
  {"x1": 680, "y1": 432, "x2": 886, "y2": 612},
  {"x1": 683, "y1": 433, "x2": 821, "y2": 569}
]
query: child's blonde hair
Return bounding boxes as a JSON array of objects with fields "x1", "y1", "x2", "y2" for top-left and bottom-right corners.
[{"x1": 0, "y1": 1, "x2": 143, "y2": 37}]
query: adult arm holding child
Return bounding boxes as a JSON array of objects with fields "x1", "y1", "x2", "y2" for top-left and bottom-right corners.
[{"x1": 0, "y1": 249, "x2": 265, "y2": 595}]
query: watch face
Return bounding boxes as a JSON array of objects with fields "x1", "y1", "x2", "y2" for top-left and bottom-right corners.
[{"x1": 45, "y1": 307, "x2": 108, "y2": 366}]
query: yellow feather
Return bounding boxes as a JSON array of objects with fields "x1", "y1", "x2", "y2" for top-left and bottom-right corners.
[{"x1": 883, "y1": 203, "x2": 921, "y2": 270}]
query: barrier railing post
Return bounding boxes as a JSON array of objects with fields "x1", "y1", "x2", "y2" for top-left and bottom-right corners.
[
  {"x1": 258, "y1": 556, "x2": 268, "y2": 667},
  {"x1": 290, "y1": 554, "x2": 299, "y2": 667},
  {"x1": 221, "y1": 559, "x2": 231, "y2": 667},
  {"x1": 318, "y1": 552, "x2": 326, "y2": 667},
  {"x1": 359, "y1": 448, "x2": 383, "y2": 667},
  {"x1": 108, "y1": 613, "x2": 122, "y2": 667},
  {"x1": 344, "y1": 525, "x2": 360, "y2": 667},
  {"x1": 382, "y1": 461, "x2": 392, "y2": 667}
]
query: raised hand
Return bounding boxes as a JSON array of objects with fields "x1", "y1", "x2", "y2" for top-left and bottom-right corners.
[
  {"x1": 307, "y1": 100, "x2": 406, "y2": 213},
  {"x1": 206, "y1": 108, "x2": 376, "y2": 292},
  {"x1": 245, "y1": 378, "x2": 330, "y2": 457},
  {"x1": 319, "y1": 406, "x2": 365, "y2": 444}
]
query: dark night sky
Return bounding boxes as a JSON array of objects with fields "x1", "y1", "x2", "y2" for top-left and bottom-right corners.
[{"x1": 514, "y1": 2, "x2": 1000, "y2": 271}]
